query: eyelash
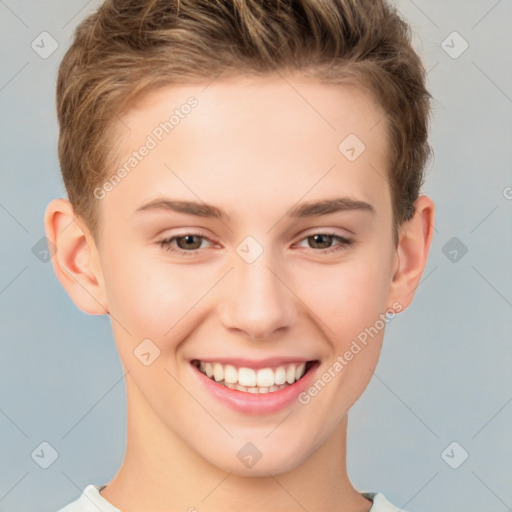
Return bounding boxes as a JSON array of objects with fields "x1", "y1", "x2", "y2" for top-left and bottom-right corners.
[{"x1": 157, "y1": 231, "x2": 353, "y2": 257}]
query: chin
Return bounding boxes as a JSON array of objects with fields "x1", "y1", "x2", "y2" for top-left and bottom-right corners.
[{"x1": 199, "y1": 437, "x2": 311, "y2": 477}]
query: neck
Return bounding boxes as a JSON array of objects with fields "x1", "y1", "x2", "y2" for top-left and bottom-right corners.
[{"x1": 101, "y1": 377, "x2": 372, "y2": 512}]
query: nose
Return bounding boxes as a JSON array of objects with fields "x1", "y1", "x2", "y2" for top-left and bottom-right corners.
[{"x1": 218, "y1": 254, "x2": 298, "y2": 341}]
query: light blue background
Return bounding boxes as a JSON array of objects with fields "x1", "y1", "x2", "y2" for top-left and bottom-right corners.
[{"x1": 1, "y1": 1, "x2": 511, "y2": 510}]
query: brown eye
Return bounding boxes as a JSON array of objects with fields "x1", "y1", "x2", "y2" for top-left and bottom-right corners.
[
  {"x1": 307, "y1": 234, "x2": 335, "y2": 249},
  {"x1": 175, "y1": 234, "x2": 204, "y2": 250},
  {"x1": 295, "y1": 232, "x2": 353, "y2": 254},
  {"x1": 158, "y1": 233, "x2": 213, "y2": 256}
]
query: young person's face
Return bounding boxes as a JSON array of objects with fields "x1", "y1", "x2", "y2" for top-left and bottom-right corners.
[{"x1": 81, "y1": 75, "x2": 413, "y2": 474}]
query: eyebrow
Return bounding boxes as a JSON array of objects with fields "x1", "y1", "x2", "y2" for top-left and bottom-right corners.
[{"x1": 135, "y1": 197, "x2": 375, "y2": 220}]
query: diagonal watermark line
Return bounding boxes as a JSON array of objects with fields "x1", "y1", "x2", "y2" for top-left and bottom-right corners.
[
  {"x1": 59, "y1": 213, "x2": 80, "y2": 234},
  {"x1": 471, "y1": 265, "x2": 512, "y2": 309},
  {"x1": 267, "y1": 474, "x2": 310, "y2": 512},
  {"x1": 164, "y1": 368, "x2": 233, "y2": 438},
  {"x1": 406, "y1": 0, "x2": 439, "y2": 28},
  {"x1": 426, "y1": 61, "x2": 439, "y2": 76},
  {"x1": 472, "y1": 0, "x2": 503, "y2": 29},
  {"x1": 368, "y1": 163, "x2": 389, "y2": 186},
  {"x1": 0, "y1": 407, "x2": 29, "y2": 438},
  {"x1": 61, "y1": 471, "x2": 105, "y2": 512},
  {"x1": 61, "y1": 0, "x2": 93, "y2": 29},
  {"x1": 372, "y1": 370, "x2": 439, "y2": 438},
  {"x1": 200, "y1": 471, "x2": 233, "y2": 502},
  {"x1": 266, "y1": 164, "x2": 337, "y2": 234},
  {"x1": 406, "y1": 265, "x2": 439, "y2": 297},
  {"x1": 369, "y1": 113, "x2": 388, "y2": 132},
  {"x1": 164, "y1": 267, "x2": 234, "y2": 336},
  {"x1": 472, "y1": 394, "x2": 512, "y2": 439},
  {"x1": 470, "y1": 205, "x2": 499, "y2": 233},
  {"x1": 201, "y1": 68, "x2": 227, "y2": 93},
  {"x1": 472, "y1": 61, "x2": 512, "y2": 104},
  {"x1": 0, "y1": 204, "x2": 29, "y2": 233},
  {"x1": 114, "y1": 113, "x2": 131, "y2": 132},
  {"x1": 265, "y1": 411, "x2": 293, "y2": 438},
  {"x1": 471, "y1": 470, "x2": 512, "y2": 510},
  {"x1": 0, "y1": 62, "x2": 29, "y2": 92},
  {"x1": 0, "y1": 266, "x2": 28, "y2": 295},
  {"x1": 0, "y1": 0, "x2": 29, "y2": 28},
  {"x1": 265, "y1": 265, "x2": 336, "y2": 334},
  {"x1": 61, "y1": 266, "x2": 131, "y2": 335},
  {"x1": 0, "y1": 472, "x2": 29, "y2": 503},
  {"x1": 398, "y1": 472, "x2": 439, "y2": 512},
  {"x1": 275, "y1": 70, "x2": 336, "y2": 131},
  {"x1": 164, "y1": 164, "x2": 233, "y2": 233},
  {"x1": 61, "y1": 370, "x2": 130, "y2": 439}
]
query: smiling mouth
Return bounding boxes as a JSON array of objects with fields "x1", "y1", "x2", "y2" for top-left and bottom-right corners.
[{"x1": 191, "y1": 359, "x2": 317, "y2": 394}]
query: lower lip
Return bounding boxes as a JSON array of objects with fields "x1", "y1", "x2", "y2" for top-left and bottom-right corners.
[{"x1": 191, "y1": 362, "x2": 319, "y2": 415}]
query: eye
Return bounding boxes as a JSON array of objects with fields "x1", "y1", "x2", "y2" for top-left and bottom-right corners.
[
  {"x1": 295, "y1": 232, "x2": 353, "y2": 254},
  {"x1": 157, "y1": 231, "x2": 353, "y2": 258},
  {"x1": 158, "y1": 233, "x2": 214, "y2": 256}
]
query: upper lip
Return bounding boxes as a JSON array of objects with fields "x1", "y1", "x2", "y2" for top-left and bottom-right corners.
[{"x1": 191, "y1": 357, "x2": 318, "y2": 370}]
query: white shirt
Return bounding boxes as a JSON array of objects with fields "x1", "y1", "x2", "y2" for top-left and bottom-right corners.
[{"x1": 57, "y1": 484, "x2": 408, "y2": 511}]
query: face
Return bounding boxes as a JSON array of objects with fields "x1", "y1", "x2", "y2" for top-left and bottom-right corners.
[{"x1": 93, "y1": 74, "x2": 400, "y2": 475}]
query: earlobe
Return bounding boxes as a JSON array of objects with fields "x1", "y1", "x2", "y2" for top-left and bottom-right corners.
[
  {"x1": 44, "y1": 199, "x2": 109, "y2": 315},
  {"x1": 387, "y1": 195, "x2": 435, "y2": 310}
]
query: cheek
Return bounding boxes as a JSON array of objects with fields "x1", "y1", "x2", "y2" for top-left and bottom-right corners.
[
  {"x1": 108, "y1": 271, "x2": 170, "y2": 327},
  {"x1": 103, "y1": 248, "x2": 216, "y2": 342},
  {"x1": 300, "y1": 255, "x2": 392, "y2": 339},
  {"x1": 102, "y1": 233, "x2": 394, "y2": 354},
  {"x1": 295, "y1": 259, "x2": 390, "y2": 427}
]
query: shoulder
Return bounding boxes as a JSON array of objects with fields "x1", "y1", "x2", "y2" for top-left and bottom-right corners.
[
  {"x1": 56, "y1": 484, "x2": 120, "y2": 512},
  {"x1": 362, "y1": 492, "x2": 409, "y2": 512}
]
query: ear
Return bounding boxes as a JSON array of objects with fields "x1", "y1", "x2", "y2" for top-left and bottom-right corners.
[
  {"x1": 44, "y1": 198, "x2": 108, "y2": 315},
  {"x1": 387, "y1": 195, "x2": 435, "y2": 311}
]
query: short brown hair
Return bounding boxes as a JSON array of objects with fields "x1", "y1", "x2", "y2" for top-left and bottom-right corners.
[{"x1": 57, "y1": 0, "x2": 432, "y2": 240}]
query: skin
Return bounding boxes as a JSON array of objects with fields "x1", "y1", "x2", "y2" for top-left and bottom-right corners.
[{"x1": 46, "y1": 74, "x2": 434, "y2": 512}]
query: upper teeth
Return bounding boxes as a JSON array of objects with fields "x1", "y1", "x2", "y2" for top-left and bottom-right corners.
[{"x1": 198, "y1": 361, "x2": 307, "y2": 388}]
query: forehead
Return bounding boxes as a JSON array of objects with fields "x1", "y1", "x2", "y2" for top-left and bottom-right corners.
[
  {"x1": 103, "y1": 74, "x2": 391, "y2": 225},
  {"x1": 119, "y1": 73, "x2": 388, "y2": 150}
]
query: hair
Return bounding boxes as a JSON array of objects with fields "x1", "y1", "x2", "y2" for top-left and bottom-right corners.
[{"x1": 57, "y1": 0, "x2": 432, "y2": 242}]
